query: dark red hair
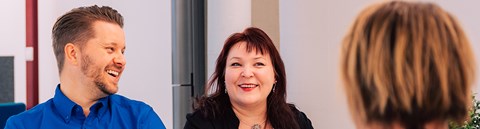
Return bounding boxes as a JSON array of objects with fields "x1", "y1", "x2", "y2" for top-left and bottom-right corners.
[{"x1": 195, "y1": 27, "x2": 300, "y2": 129}]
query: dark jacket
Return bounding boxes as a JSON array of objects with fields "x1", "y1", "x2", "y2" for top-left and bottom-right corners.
[{"x1": 184, "y1": 106, "x2": 314, "y2": 129}]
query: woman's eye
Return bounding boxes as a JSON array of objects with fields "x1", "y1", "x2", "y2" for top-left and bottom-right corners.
[
  {"x1": 231, "y1": 63, "x2": 241, "y2": 66},
  {"x1": 255, "y1": 62, "x2": 265, "y2": 66}
]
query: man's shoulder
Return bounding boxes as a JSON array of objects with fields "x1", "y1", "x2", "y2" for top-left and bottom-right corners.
[
  {"x1": 11, "y1": 99, "x2": 52, "y2": 118},
  {"x1": 5, "y1": 99, "x2": 53, "y2": 127},
  {"x1": 109, "y1": 94, "x2": 153, "y2": 110},
  {"x1": 107, "y1": 94, "x2": 164, "y2": 127}
]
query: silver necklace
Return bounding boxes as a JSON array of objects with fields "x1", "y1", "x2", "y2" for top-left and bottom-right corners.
[
  {"x1": 252, "y1": 124, "x2": 262, "y2": 129},
  {"x1": 240, "y1": 119, "x2": 266, "y2": 129}
]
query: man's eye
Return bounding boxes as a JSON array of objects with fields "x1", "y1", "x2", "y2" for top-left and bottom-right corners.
[{"x1": 106, "y1": 47, "x2": 114, "y2": 52}]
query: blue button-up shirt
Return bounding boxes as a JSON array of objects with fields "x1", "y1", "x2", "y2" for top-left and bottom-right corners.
[{"x1": 5, "y1": 85, "x2": 166, "y2": 129}]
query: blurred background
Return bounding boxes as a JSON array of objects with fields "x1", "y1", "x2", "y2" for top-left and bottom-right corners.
[{"x1": 0, "y1": 0, "x2": 479, "y2": 129}]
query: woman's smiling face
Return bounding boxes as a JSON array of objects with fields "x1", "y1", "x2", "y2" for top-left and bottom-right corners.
[{"x1": 225, "y1": 41, "x2": 276, "y2": 107}]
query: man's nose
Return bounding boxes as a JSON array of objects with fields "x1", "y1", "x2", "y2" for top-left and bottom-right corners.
[{"x1": 113, "y1": 53, "x2": 126, "y2": 67}]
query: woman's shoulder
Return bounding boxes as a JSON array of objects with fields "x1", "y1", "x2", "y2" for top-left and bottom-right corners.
[
  {"x1": 185, "y1": 110, "x2": 212, "y2": 129},
  {"x1": 185, "y1": 109, "x2": 239, "y2": 129},
  {"x1": 289, "y1": 104, "x2": 314, "y2": 129},
  {"x1": 186, "y1": 110, "x2": 205, "y2": 120}
]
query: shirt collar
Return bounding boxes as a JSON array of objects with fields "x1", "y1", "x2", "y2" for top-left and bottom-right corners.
[
  {"x1": 52, "y1": 84, "x2": 111, "y2": 122},
  {"x1": 52, "y1": 84, "x2": 77, "y2": 123},
  {"x1": 95, "y1": 94, "x2": 109, "y2": 118}
]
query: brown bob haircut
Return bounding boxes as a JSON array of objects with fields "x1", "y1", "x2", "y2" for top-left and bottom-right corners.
[
  {"x1": 341, "y1": 1, "x2": 476, "y2": 128},
  {"x1": 195, "y1": 27, "x2": 301, "y2": 129},
  {"x1": 52, "y1": 5, "x2": 123, "y2": 73}
]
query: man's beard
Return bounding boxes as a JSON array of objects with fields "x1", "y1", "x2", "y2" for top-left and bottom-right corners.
[{"x1": 81, "y1": 54, "x2": 116, "y2": 96}]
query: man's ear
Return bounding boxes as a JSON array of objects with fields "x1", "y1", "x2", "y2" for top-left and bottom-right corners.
[{"x1": 64, "y1": 43, "x2": 79, "y2": 65}]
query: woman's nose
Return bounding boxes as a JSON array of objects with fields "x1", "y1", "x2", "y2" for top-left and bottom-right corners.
[{"x1": 241, "y1": 67, "x2": 254, "y2": 77}]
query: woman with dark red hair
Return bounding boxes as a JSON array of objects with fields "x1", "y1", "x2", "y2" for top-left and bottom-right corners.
[{"x1": 184, "y1": 27, "x2": 313, "y2": 129}]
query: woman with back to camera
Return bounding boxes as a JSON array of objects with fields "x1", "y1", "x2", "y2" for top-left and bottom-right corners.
[
  {"x1": 184, "y1": 27, "x2": 313, "y2": 129},
  {"x1": 340, "y1": 1, "x2": 476, "y2": 129}
]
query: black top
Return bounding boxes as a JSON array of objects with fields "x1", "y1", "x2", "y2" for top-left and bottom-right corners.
[{"x1": 184, "y1": 106, "x2": 314, "y2": 129}]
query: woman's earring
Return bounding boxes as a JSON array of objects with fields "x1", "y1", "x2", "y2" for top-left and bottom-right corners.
[
  {"x1": 224, "y1": 81, "x2": 228, "y2": 94},
  {"x1": 273, "y1": 81, "x2": 277, "y2": 93}
]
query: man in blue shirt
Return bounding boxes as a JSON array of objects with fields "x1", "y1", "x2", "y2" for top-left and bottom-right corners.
[{"x1": 5, "y1": 5, "x2": 166, "y2": 129}]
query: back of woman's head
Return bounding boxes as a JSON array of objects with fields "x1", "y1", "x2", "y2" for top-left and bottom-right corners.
[{"x1": 341, "y1": 1, "x2": 476, "y2": 128}]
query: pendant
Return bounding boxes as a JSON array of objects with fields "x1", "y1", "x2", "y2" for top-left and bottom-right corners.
[{"x1": 252, "y1": 124, "x2": 261, "y2": 129}]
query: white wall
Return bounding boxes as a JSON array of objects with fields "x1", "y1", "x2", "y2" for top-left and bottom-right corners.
[
  {"x1": 0, "y1": 1, "x2": 26, "y2": 104},
  {"x1": 279, "y1": 0, "x2": 480, "y2": 128},
  {"x1": 279, "y1": 1, "x2": 374, "y2": 128},
  {"x1": 38, "y1": 1, "x2": 173, "y2": 128},
  {"x1": 207, "y1": 0, "x2": 251, "y2": 78}
]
